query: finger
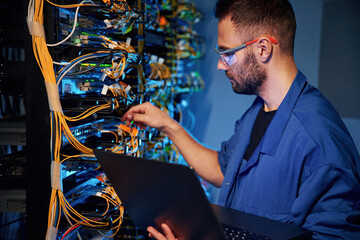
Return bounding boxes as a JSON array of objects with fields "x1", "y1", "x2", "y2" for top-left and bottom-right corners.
[
  {"x1": 120, "y1": 104, "x2": 146, "y2": 122},
  {"x1": 121, "y1": 109, "x2": 137, "y2": 123},
  {"x1": 147, "y1": 226, "x2": 166, "y2": 240},
  {"x1": 131, "y1": 113, "x2": 150, "y2": 126},
  {"x1": 122, "y1": 115, "x2": 133, "y2": 126},
  {"x1": 120, "y1": 113, "x2": 129, "y2": 123},
  {"x1": 161, "y1": 223, "x2": 176, "y2": 240}
]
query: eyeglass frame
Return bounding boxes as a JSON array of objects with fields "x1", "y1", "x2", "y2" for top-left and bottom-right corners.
[{"x1": 215, "y1": 36, "x2": 277, "y2": 67}]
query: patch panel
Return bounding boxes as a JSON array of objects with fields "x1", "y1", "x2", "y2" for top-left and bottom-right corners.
[{"x1": 62, "y1": 119, "x2": 104, "y2": 146}]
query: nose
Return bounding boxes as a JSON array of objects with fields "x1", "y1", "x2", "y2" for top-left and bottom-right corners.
[{"x1": 217, "y1": 58, "x2": 228, "y2": 71}]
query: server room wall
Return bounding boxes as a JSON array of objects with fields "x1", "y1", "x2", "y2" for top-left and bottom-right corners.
[{"x1": 188, "y1": 0, "x2": 360, "y2": 153}]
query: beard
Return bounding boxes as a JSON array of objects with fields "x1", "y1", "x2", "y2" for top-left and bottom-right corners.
[{"x1": 225, "y1": 51, "x2": 266, "y2": 95}]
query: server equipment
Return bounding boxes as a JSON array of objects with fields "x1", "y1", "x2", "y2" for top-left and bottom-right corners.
[{"x1": 25, "y1": 0, "x2": 205, "y2": 239}]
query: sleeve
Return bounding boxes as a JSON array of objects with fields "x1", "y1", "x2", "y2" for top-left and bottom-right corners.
[
  {"x1": 218, "y1": 140, "x2": 231, "y2": 175},
  {"x1": 218, "y1": 119, "x2": 243, "y2": 175},
  {"x1": 291, "y1": 164, "x2": 360, "y2": 239}
]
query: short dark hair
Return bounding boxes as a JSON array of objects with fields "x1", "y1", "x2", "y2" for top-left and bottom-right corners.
[{"x1": 214, "y1": 0, "x2": 296, "y2": 56}]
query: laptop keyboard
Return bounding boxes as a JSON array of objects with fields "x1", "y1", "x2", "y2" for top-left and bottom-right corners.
[{"x1": 223, "y1": 224, "x2": 271, "y2": 240}]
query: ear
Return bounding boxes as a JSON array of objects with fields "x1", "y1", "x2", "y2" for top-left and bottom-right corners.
[{"x1": 255, "y1": 38, "x2": 273, "y2": 63}]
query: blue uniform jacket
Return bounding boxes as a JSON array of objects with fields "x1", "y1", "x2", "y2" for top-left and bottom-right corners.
[{"x1": 218, "y1": 71, "x2": 360, "y2": 239}]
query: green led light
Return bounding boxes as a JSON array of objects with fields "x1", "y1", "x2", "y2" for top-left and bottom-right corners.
[
  {"x1": 80, "y1": 32, "x2": 98, "y2": 37},
  {"x1": 80, "y1": 63, "x2": 112, "y2": 67},
  {"x1": 99, "y1": 64, "x2": 112, "y2": 67}
]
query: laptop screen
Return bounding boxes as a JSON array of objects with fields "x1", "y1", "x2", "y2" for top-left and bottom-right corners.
[{"x1": 94, "y1": 149, "x2": 226, "y2": 240}]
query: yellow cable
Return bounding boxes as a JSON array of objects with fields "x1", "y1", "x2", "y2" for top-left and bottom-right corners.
[{"x1": 46, "y1": 0, "x2": 94, "y2": 8}]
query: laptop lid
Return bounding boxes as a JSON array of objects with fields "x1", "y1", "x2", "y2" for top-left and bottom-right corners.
[{"x1": 94, "y1": 149, "x2": 226, "y2": 240}]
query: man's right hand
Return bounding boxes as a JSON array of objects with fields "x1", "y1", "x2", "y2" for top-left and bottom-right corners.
[
  {"x1": 121, "y1": 102, "x2": 224, "y2": 187},
  {"x1": 120, "y1": 102, "x2": 176, "y2": 133}
]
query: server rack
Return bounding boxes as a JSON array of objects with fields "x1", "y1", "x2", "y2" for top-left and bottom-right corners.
[{"x1": 0, "y1": 0, "x2": 205, "y2": 239}]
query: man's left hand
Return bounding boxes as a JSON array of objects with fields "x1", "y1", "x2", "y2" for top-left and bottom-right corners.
[{"x1": 147, "y1": 223, "x2": 178, "y2": 240}]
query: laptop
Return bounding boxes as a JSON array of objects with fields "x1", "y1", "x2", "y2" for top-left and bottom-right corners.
[{"x1": 94, "y1": 149, "x2": 312, "y2": 240}]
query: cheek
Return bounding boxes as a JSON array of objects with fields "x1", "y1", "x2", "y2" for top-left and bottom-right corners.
[{"x1": 230, "y1": 61, "x2": 244, "y2": 77}]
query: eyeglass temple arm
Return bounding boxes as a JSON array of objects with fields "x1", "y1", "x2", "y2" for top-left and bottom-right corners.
[
  {"x1": 246, "y1": 37, "x2": 277, "y2": 46},
  {"x1": 217, "y1": 44, "x2": 246, "y2": 55},
  {"x1": 215, "y1": 37, "x2": 277, "y2": 54}
]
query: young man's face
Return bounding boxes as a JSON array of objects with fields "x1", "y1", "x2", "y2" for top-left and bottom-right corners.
[{"x1": 217, "y1": 16, "x2": 266, "y2": 95}]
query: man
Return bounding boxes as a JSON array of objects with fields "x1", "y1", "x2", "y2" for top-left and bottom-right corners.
[{"x1": 121, "y1": 0, "x2": 360, "y2": 239}]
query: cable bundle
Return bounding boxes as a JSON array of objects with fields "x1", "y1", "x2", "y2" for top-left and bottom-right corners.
[
  {"x1": 27, "y1": 0, "x2": 205, "y2": 238},
  {"x1": 27, "y1": 0, "x2": 139, "y2": 239}
]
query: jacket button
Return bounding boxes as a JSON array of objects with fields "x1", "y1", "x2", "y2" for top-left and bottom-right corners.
[{"x1": 225, "y1": 182, "x2": 229, "y2": 186}]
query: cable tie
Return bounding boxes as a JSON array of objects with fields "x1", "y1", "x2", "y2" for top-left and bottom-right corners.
[
  {"x1": 126, "y1": 37, "x2": 132, "y2": 45},
  {"x1": 101, "y1": 73, "x2": 107, "y2": 81},
  {"x1": 45, "y1": 226, "x2": 58, "y2": 240},
  {"x1": 45, "y1": 82, "x2": 63, "y2": 114},
  {"x1": 104, "y1": 19, "x2": 112, "y2": 28},
  {"x1": 51, "y1": 161, "x2": 63, "y2": 191},
  {"x1": 101, "y1": 85, "x2": 109, "y2": 95},
  {"x1": 158, "y1": 57, "x2": 165, "y2": 64},
  {"x1": 150, "y1": 55, "x2": 158, "y2": 63},
  {"x1": 26, "y1": 18, "x2": 46, "y2": 39}
]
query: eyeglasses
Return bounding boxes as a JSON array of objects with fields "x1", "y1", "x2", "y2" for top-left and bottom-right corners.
[{"x1": 215, "y1": 37, "x2": 277, "y2": 67}]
